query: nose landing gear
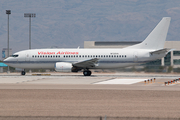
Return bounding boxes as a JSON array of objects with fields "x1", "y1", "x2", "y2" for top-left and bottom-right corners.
[
  {"x1": 21, "y1": 70, "x2": 26, "y2": 75},
  {"x1": 83, "y1": 70, "x2": 92, "y2": 76}
]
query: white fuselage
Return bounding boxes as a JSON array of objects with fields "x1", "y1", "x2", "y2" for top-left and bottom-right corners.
[{"x1": 3, "y1": 48, "x2": 165, "y2": 69}]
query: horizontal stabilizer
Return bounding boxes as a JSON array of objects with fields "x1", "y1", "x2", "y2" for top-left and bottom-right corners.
[{"x1": 150, "y1": 48, "x2": 174, "y2": 55}]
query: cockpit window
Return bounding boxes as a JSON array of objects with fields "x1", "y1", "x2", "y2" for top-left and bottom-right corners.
[{"x1": 11, "y1": 54, "x2": 19, "y2": 57}]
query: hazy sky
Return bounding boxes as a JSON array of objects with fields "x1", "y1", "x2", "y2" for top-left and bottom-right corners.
[{"x1": 1, "y1": 0, "x2": 180, "y2": 60}]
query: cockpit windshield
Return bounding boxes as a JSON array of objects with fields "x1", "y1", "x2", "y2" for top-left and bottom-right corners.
[{"x1": 11, "y1": 54, "x2": 19, "y2": 57}]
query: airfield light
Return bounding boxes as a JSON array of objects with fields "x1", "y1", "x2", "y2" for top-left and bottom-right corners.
[{"x1": 24, "y1": 13, "x2": 36, "y2": 49}]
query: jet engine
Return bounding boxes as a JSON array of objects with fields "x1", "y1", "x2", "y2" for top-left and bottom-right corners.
[
  {"x1": 55, "y1": 62, "x2": 82, "y2": 72},
  {"x1": 55, "y1": 62, "x2": 72, "y2": 72}
]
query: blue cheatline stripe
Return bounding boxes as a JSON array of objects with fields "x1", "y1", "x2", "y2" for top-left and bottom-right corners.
[{"x1": 3, "y1": 60, "x2": 148, "y2": 64}]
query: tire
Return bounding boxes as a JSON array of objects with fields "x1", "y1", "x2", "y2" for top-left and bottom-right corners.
[
  {"x1": 21, "y1": 71, "x2": 26, "y2": 75},
  {"x1": 88, "y1": 71, "x2": 92, "y2": 76},
  {"x1": 83, "y1": 71, "x2": 91, "y2": 76},
  {"x1": 83, "y1": 71, "x2": 88, "y2": 76}
]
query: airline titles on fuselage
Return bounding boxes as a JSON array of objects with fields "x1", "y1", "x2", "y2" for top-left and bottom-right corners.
[{"x1": 38, "y1": 51, "x2": 79, "y2": 55}]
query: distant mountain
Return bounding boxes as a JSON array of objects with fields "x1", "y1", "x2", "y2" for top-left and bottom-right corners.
[{"x1": 0, "y1": 0, "x2": 180, "y2": 59}]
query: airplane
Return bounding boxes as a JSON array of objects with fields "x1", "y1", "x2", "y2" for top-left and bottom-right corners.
[{"x1": 3, "y1": 17, "x2": 171, "y2": 76}]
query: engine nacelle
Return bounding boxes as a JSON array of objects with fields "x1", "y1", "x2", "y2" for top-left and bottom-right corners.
[{"x1": 55, "y1": 62, "x2": 73, "y2": 72}]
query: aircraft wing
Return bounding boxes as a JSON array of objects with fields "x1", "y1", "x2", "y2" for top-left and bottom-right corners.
[
  {"x1": 73, "y1": 58, "x2": 99, "y2": 68},
  {"x1": 150, "y1": 48, "x2": 174, "y2": 55}
]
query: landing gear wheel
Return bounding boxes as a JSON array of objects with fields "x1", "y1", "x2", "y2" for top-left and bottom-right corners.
[
  {"x1": 21, "y1": 71, "x2": 26, "y2": 75},
  {"x1": 83, "y1": 70, "x2": 92, "y2": 76}
]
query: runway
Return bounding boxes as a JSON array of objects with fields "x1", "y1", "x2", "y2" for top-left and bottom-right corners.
[{"x1": 0, "y1": 72, "x2": 180, "y2": 120}]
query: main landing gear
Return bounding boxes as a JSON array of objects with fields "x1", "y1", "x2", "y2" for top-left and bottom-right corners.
[
  {"x1": 21, "y1": 70, "x2": 26, "y2": 75},
  {"x1": 83, "y1": 70, "x2": 92, "y2": 76}
]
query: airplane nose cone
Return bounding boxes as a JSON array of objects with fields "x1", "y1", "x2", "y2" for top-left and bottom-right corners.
[
  {"x1": 3, "y1": 57, "x2": 17, "y2": 68},
  {"x1": 3, "y1": 58, "x2": 7, "y2": 63},
  {"x1": 3, "y1": 57, "x2": 10, "y2": 63}
]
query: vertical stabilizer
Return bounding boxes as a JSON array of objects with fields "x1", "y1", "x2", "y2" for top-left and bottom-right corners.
[{"x1": 126, "y1": 17, "x2": 171, "y2": 50}]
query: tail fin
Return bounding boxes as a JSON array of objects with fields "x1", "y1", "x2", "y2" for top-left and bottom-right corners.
[{"x1": 125, "y1": 17, "x2": 171, "y2": 50}]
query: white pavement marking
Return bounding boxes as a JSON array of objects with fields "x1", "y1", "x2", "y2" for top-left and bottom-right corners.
[
  {"x1": 0, "y1": 76, "x2": 46, "y2": 84},
  {"x1": 0, "y1": 76, "x2": 111, "y2": 84},
  {"x1": 94, "y1": 79, "x2": 146, "y2": 84}
]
